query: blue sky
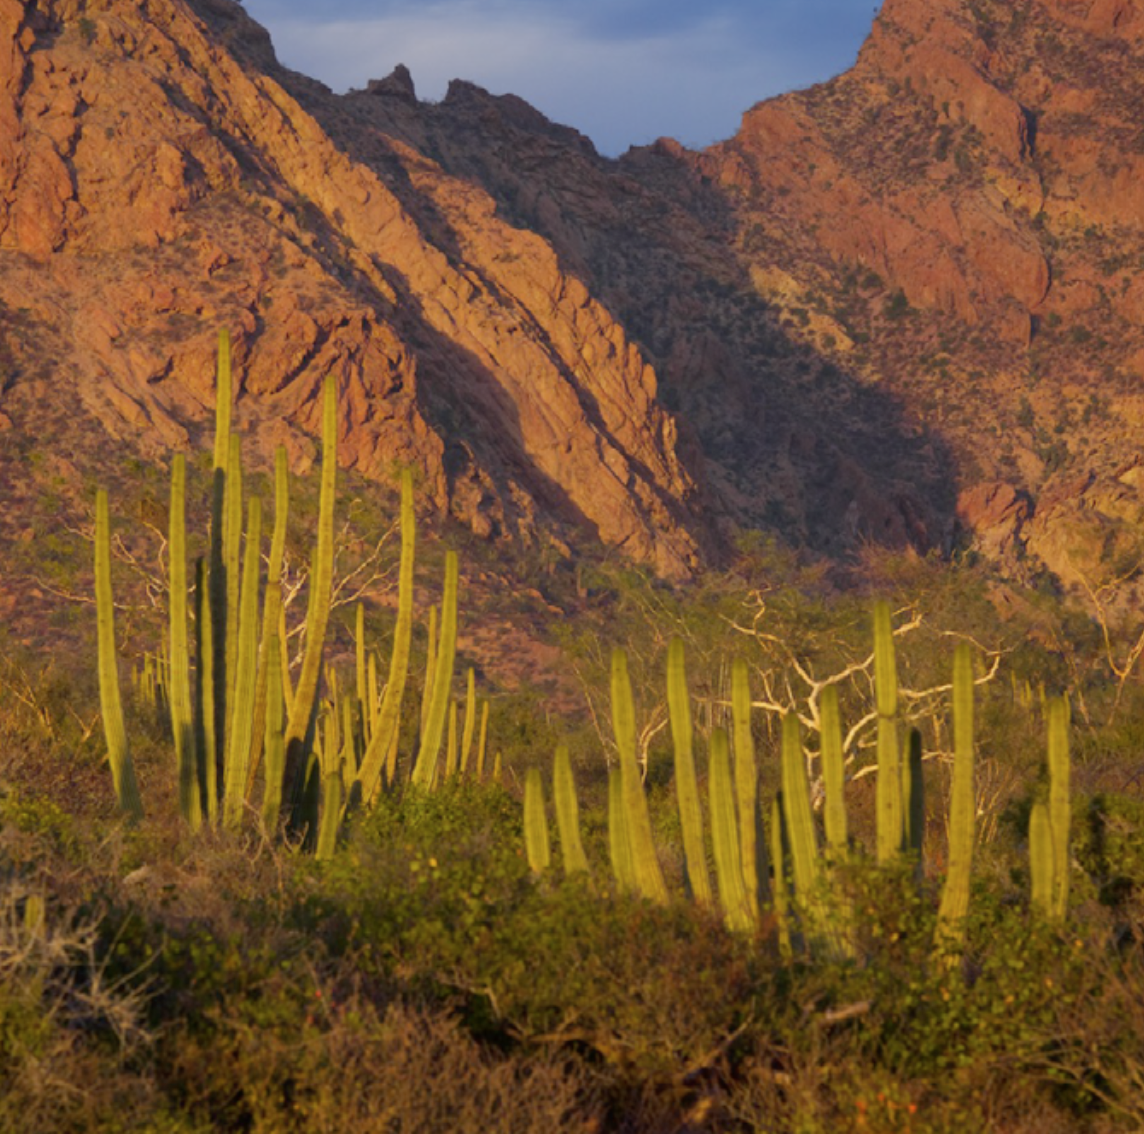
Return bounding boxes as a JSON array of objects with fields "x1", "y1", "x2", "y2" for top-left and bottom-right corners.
[{"x1": 242, "y1": 0, "x2": 883, "y2": 156}]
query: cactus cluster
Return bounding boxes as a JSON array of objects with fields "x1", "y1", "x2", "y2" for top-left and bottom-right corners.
[{"x1": 94, "y1": 332, "x2": 488, "y2": 850}]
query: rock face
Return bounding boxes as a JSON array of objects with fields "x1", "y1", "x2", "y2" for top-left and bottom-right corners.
[
  {"x1": 2, "y1": 0, "x2": 1144, "y2": 604},
  {"x1": 0, "y1": 0, "x2": 707, "y2": 579}
]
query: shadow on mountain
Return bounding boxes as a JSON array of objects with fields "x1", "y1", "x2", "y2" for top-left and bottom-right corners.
[{"x1": 300, "y1": 74, "x2": 960, "y2": 567}]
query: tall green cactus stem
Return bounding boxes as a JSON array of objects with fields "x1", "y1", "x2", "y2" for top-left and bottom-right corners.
[
  {"x1": 667, "y1": 638, "x2": 712, "y2": 905},
  {"x1": 244, "y1": 448, "x2": 289, "y2": 798},
  {"x1": 492, "y1": 750, "x2": 502, "y2": 785},
  {"x1": 781, "y1": 713, "x2": 821, "y2": 906},
  {"x1": 209, "y1": 331, "x2": 232, "y2": 771},
  {"x1": 412, "y1": 551, "x2": 459, "y2": 787},
  {"x1": 476, "y1": 701, "x2": 490, "y2": 781},
  {"x1": 770, "y1": 795, "x2": 792, "y2": 960},
  {"x1": 1047, "y1": 696, "x2": 1071, "y2": 922},
  {"x1": 315, "y1": 770, "x2": 343, "y2": 861},
  {"x1": 731, "y1": 659, "x2": 766, "y2": 916},
  {"x1": 261, "y1": 620, "x2": 286, "y2": 832},
  {"x1": 710, "y1": 728, "x2": 754, "y2": 932},
  {"x1": 223, "y1": 498, "x2": 262, "y2": 829},
  {"x1": 905, "y1": 728, "x2": 925, "y2": 862},
  {"x1": 444, "y1": 701, "x2": 459, "y2": 779},
  {"x1": 168, "y1": 454, "x2": 200, "y2": 829},
  {"x1": 367, "y1": 652, "x2": 380, "y2": 741},
  {"x1": 873, "y1": 601, "x2": 903, "y2": 864},
  {"x1": 357, "y1": 469, "x2": 415, "y2": 800},
  {"x1": 94, "y1": 490, "x2": 144, "y2": 821},
  {"x1": 553, "y1": 745, "x2": 589, "y2": 875},
  {"x1": 936, "y1": 643, "x2": 975, "y2": 955},
  {"x1": 1029, "y1": 797, "x2": 1053, "y2": 916},
  {"x1": 608, "y1": 766, "x2": 636, "y2": 893},
  {"x1": 355, "y1": 602, "x2": 367, "y2": 743},
  {"x1": 420, "y1": 605, "x2": 437, "y2": 741},
  {"x1": 194, "y1": 557, "x2": 217, "y2": 823},
  {"x1": 223, "y1": 433, "x2": 243, "y2": 730},
  {"x1": 460, "y1": 668, "x2": 476, "y2": 774},
  {"x1": 611, "y1": 649, "x2": 668, "y2": 904},
  {"x1": 820, "y1": 684, "x2": 847, "y2": 855},
  {"x1": 283, "y1": 375, "x2": 338, "y2": 806},
  {"x1": 524, "y1": 767, "x2": 551, "y2": 874}
]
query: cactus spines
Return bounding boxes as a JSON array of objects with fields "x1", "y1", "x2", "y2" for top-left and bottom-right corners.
[
  {"x1": 357, "y1": 469, "x2": 415, "y2": 800},
  {"x1": 709, "y1": 728, "x2": 754, "y2": 933},
  {"x1": 873, "y1": 601, "x2": 903, "y2": 864},
  {"x1": 936, "y1": 643, "x2": 975, "y2": 955},
  {"x1": 94, "y1": 489, "x2": 143, "y2": 821},
  {"x1": 1047, "y1": 696, "x2": 1071, "y2": 922},
  {"x1": 667, "y1": 638, "x2": 712, "y2": 905},
  {"x1": 168, "y1": 453, "x2": 200, "y2": 829},
  {"x1": 611, "y1": 649, "x2": 668, "y2": 904},
  {"x1": 412, "y1": 551, "x2": 459, "y2": 787},
  {"x1": 553, "y1": 745, "x2": 589, "y2": 875},
  {"x1": 732, "y1": 659, "x2": 767, "y2": 916},
  {"x1": 524, "y1": 767, "x2": 551, "y2": 874},
  {"x1": 820, "y1": 683, "x2": 847, "y2": 855},
  {"x1": 283, "y1": 375, "x2": 338, "y2": 805},
  {"x1": 1029, "y1": 797, "x2": 1054, "y2": 916},
  {"x1": 223, "y1": 498, "x2": 262, "y2": 829}
]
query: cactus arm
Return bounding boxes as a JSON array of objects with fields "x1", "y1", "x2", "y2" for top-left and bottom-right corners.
[
  {"x1": 1047, "y1": 697, "x2": 1071, "y2": 922},
  {"x1": 260, "y1": 618, "x2": 286, "y2": 833},
  {"x1": 1029, "y1": 798, "x2": 1053, "y2": 916},
  {"x1": 168, "y1": 454, "x2": 200, "y2": 829},
  {"x1": 411, "y1": 551, "x2": 459, "y2": 786},
  {"x1": 732, "y1": 659, "x2": 765, "y2": 916},
  {"x1": 553, "y1": 745, "x2": 590, "y2": 875},
  {"x1": 460, "y1": 668, "x2": 477, "y2": 774},
  {"x1": 476, "y1": 701, "x2": 490, "y2": 781},
  {"x1": 194, "y1": 557, "x2": 217, "y2": 823},
  {"x1": 710, "y1": 728, "x2": 754, "y2": 932},
  {"x1": 667, "y1": 638, "x2": 712, "y2": 905},
  {"x1": 873, "y1": 601, "x2": 903, "y2": 863},
  {"x1": 282, "y1": 375, "x2": 338, "y2": 805},
  {"x1": 770, "y1": 795, "x2": 792, "y2": 960},
  {"x1": 608, "y1": 766, "x2": 635, "y2": 893},
  {"x1": 821, "y1": 683, "x2": 847, "y2": 855},
  {"x1": 524, "y1": 767, "x2": 551, "y2": 874},
  {"x1": 94, "y1": 490, "x2": 144, "y2": 821},
  {"x1": 781, "y1": 713, "x2": 820, "y2": 903},
  {"x1": 936, "y1": 643, "x2": 975, "y2": 954},
  {"x1": 610, "y1": 649, "x2": 668, "y2": 904}
]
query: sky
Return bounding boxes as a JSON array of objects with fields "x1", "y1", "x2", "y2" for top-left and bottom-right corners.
[{"x1": 241, "y1": 0, "x2": 883, "y2": 157}]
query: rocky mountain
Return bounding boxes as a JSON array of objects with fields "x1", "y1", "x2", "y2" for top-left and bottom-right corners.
[{"x1": 3, "y1": 0, "x2": 1144, "y2": 621}]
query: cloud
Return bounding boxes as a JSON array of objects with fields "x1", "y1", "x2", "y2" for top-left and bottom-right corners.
[{"x1": 242, "y1": 0, "x2": 874, "y2": 155}]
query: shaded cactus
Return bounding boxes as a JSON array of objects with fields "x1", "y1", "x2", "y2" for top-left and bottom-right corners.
[
  {"x1": 780, "y1": 713, "x2": 820, "y2": 906},
  {"x1": 770, "y1": 794, "x2": 792, "y2": 960},
  {"x1": 194, "y1": 556, "x2": 217, "y2": 823},
  {"x1": 731, "y1": 659, "x2": 768, "y2": 917},
  {"x1": 553, "y1": 744, "x2": 589, "y2": 875},
  {"x1": 1047, "y1": 696, "x2": 1071, "y2": 922},
  {"x1": 524, "y1": 767, "x2": 551, "y2": 874},
  {"x1": 709, "y1": 728, "x2": 754, "y2": 932},
  {"x1": 820, "y1": 683, "x2": 847, "y2": 855},
  {"x1": 936, "y1": 643, "x2": 975, "y2": 956},
  {"x1": 610, "y1": 649, "x2": 668, "y2": 904},
  {"x1": 667, "y1": 638, "x2": 712, "y2": 905},
  {"x1": 168, "y1": 453, "x2": 200, "y2": 829},
  {"x1": 476, "y1": 701, "x2": 490, "y2": 781},
  {"x1": 904, "y1": 728, "x2": 925, "y2": 862},
  {"x1": 607, "y1": 765, "x2": 635, "y2": 893},
  {"x1": 94, "y1": 489, "x2": 143, "y2": 821},
  {"x1": 460, "y1": 668, "x2": 477, "y2": 775},
  {"x1": 1029, "y1": 797, "x2": 1054, "y2": 916},
  {"x1": 260, "y1": 619, "x2": 286, "y2": 832}
]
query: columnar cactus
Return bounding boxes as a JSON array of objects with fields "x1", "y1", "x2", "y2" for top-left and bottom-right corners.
[
  {"x1": 709, "y1": 728, "x2": 754, "y2": 932},
  {"x1": 667, "y1": 638, "x2": 712, "y2": 905},
  {"x1": 553, "y1": 745, "x2": 590, "y2": 875},
  {"x1": 731, "y1": 659, "x2": 767, "y2": 916},
  {"x1": 1047, "y1": 696, "x2": 1071, "y2": 922},
  {"x1": 873, "y1": 601, "x2": 902, "y2": 864},
  {"x1": 412, "y1": 551, "x2": 459, "y2": 787},
  {"x1": 524, "y1": 767, "x2": 551, "y2": 874},
  {"x1": 168, "y1": 453, "x2": 200, "y2": 829},
  {"x1": 94, "y1": 489, "x2": 144, "y2": 821},
  {"x1": 820, "y1": 683, "x2": 847, "y2": 855}
]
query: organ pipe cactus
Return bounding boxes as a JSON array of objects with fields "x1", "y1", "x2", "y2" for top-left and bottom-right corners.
[
  {"x1": 667, "y1": 638, "x2": 712, "y2": 905},
  {"x1": 524, "y1": 767, "x2": 551, "y2": 874},
  {"x1": 168, "y1": 453, "x2": 200, "y2": 829},
  {"x1": 610, "y1": 649, "x2": 668, "y2": 904},
  {"x1": 936, "y1": 643, "x2": 975, "y2": 955},
  {"x1": 781, "y1": 713, "x2": 820, "y2": 908},
  {"x1": 770, "y1": 795, "x2": 792, "y2": 960},
  {"x1": 905, "y1": 728, "x2": 925, "y2": 863},
  {"x1": 460, "y1": 668, "x2": 477, "y2": 774},
  {"x1": 820, "y1": 683, "x2": 847, "y2": 855},
  {"x1": 1047, "y1": 696, "x2": 1070, "y2": 922},
  {"x1": 709, "y1": 728, "x2": 754, "y2": 932},
  {"x1": 608, "y1": 766, "x2": 635, "y2": 893},
  {"x1": 282, "y1": 374, "x2": 338, "y2": 805},
  {"x1": 553, "y1": 744, "x2": 589, "y2": 875},
  {"x1": 94, "y1": 489, "x2": 144, "y2": 821},
  {"x1": 356, "y1": 469, "x2": 415, "y2": 800},
  {"x1": 412, "y1": 551, "x2": 459, "y2": 787},
  {"x1": 1029, "y1": 797, "x2": 1053, "y2": 916},
  {"x1": 731, "y1": 659, "x2": 766, "y2": 916},
  {"x1": 873, "y1": 601, "x2": 903, "y2": 864}
]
